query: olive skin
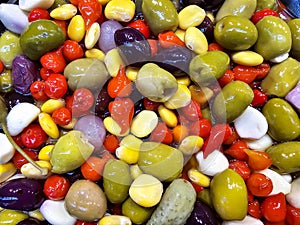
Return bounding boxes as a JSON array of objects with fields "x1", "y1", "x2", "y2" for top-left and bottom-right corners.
[
  {"x1": 210, "y1": 169, "x2": 248, "y2": 220},
  {"x1": 65, "y1": 180, "x2": 107, "y2": 222},
  {"x1": 288, "y1": 19, "x2": 300, "y2": 61},
  {"x1": 142, "y1": 0, "x2": 179, "y2": 36},
  {"x1": 212, "y1": 80, "x2": 254, "y2": 123},
  {"x1": 262, "y1": 98, "x2": 300, "y2": 141},
  {"x1": 214, "y1": 15, "x2": 258, "y2": 51},
  {"x1": 254, "y1": 16, "x2": 292, "y2": 60},
  {"x1": 20, "y1": 20, "x2": 66, "y2": 61},
  {"x1": 266, "y1": 142, "x2": 300, "y2": 173},
  {"x1": 0, "y1": 209, "x2": 29, "y2": 225},
  {"x1": 261, "y1": 57, "x2": 300, "y2": 97}
]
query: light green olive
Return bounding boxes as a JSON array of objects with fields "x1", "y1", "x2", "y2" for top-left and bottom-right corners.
[
  {"x1": 256, "y1": 0, "x2": 277, "y2": 10},
  {"x1": 0, "y1": 209, "x2": 28, "y2": 225},
  {"x1": 210, "y1": 169, "x2": 248, "y2": 220},
  {"x1": 262, "y1": 98, "x2": 300, "y2": 141},
  {"x1": 254, "y1": 16, "x2": 292, "y2": 60},
  {"x1": 212, "y1": 80, "x2": 254, "y2": 123},
  {"x1": 261, "y1": 57, "x2": 300, "y2": 97},
  {"x1": 288, "y1": 18, "x2": 300, "y2": 61},
  {"x1": 214, "y1": 15, "x2": 258, "y2": 51}
]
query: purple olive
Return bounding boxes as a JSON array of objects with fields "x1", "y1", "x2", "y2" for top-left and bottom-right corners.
[
  {"x1": 114, "y1": 27, "x2": 151, "y2": 66},
  {"x1": 185, "y1": 199, "x2": 221, "y2": 225},
  {"x1": 98, "y1": 20, "x2": 123, "y2": 53},
  {"x1": 0, "y1": 178, "x2": 45, "y2": 211}
]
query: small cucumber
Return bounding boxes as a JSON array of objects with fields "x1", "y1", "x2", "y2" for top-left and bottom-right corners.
[{"x1": 146, "y1": 179, "x2": 196, "y2": 225}]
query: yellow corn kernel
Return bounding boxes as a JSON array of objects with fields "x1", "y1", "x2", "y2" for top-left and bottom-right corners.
[
  {"x1": 131, "y1": 110, "x2": 158, "y2": 138},
  {"x1": 125, "y1": 67, "x2": 139, "y2": 81},
  {"x1": 50, "y1": 4, "x2": 77, "y2": 20},
  {"x1": 178, "y1": 135, "x2": 204, "y2": 155},
  {"x1": 130, "y1": 164, "x2": 143, "y2": 180},
  {"x1": 103, "y1": 116, "x2": 129, "y2": 137},
  {"x1": 178, "y1": 5, "x2": 206, "y2": 30},
  {"x1": 231, "y1": 51, "x2": 264, "y2": 66},
  {"x1": 158, "y1": 105, "x2": 178, "y2": 128},
  {"x1": 188, "y1": 168, "x2": 210, "y2": 187},
  {"x1": 164, "y1": 83, "x2": 191, "y2": 109},
  {"x1": 98, "y1": 215, "x2": 132, "y2": 225},
  {"x1": 0, "y1": 162, "x2": 16, "y2": 183},
  {"x1": 21, "y1": 160, "x2": 52, "y2": 179},
  {"x1": 28, "y1": 209, "x2": 45, "y2": 221},
  {"x1": 38, "y1": 145, "x2": 54, "y2": 161},
  {"x1": 68, "y1": 15, "x2": 85, "y2": 42},
  {"x1": 38, "y1": 112, "x2": 60, "y2": 139},
  {"x1": 85, "y1": 48, "x2": 106, "y2": 61},
  {"x1": 116, "y1": 135, "x2": 142, "y2": 164},
  {"x1": 176, "y1": 76, "x2": 191, "y2": 86},
  {"x1": 41, "y1": 98, "x2": 65, "y2": 114},
  {"x1": 174, "y1": 29, "x2": 186, "y2": 42},
  {"x1": 85, "y1": 22, "x2": 101, "y2": 50},
  {"x1": 104, "y1": 0, "x2": 135, "y2": 22},
  {"x1": 185, "y1": 26, "x2": 208, "y2": 55},
  {"x1": 104, "y1": 48, "x2": 124, "y2": 77}
]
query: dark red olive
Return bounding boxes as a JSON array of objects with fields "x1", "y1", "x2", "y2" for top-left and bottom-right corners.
[
  {"x1": 185, "y1": 199, "x2": 221, "y2": 225},
  {"x1": 17, "y1": 218, "x2": 41, "y2": 225},
  {"x1": 0, "y1": 178, "x2": 45, "y2": 211},
  {"x1": 114, "y1": 27, "x2": 151, "y2": 66},
  {"x1": 94, "y1": 85, "x2": 112, "y2": 113},
  {"x1": 4, "y1": 91, "x2": 35, "y2": 110},
  {"x1": 197, "y1": 16, "x2": 214, "y2": 42}
]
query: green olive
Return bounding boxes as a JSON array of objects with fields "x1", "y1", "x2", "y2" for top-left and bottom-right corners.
[
  {"x1": 210, "y1": 169, "x2": 248, "y2": 220},
  {"x1": 262, "y1": 98, "x2": 300, "y2": 141},
  {"x1": 135, "y1": 63, "x2": 178, "y2": 103},
  {"x1": 0, "y1": 70, "x2": 13, "y2": 93},
  {"x1": 0, "y1": 209, "x2": 29, "y2": 225},
  {"x1": 142, "y1": 0, "x2": 179, "y2": 36},
  {"x1": 214, "y1": 15, "x2": 258, "y2": 51},
  {"x1": 254, "y1": 16, "x2": 292, "y2": 60},
  {"x1": 261, "y1": 57, "x2": 300, "y2": 97},
  {"x1": 138, "y1": 142, "x2": 183, "y2": 182},
  {"x1": 216, "y1": 0, "x2": 257, "y2": 21},
  {"x1": 103, "y1": 159, "x2": 132, "y2": 204},
  {"x1": 189, "y1": 50, "x2": 230, "y2": 86},
  {"x1": 50, "y1": 130, "x2": 94, "y2": 174},
  {"x1": 212, "y1": 80, "x2": 254, "y2": 123},
  {"x1": 266, "y1": 142, "x2": 300, "y2": 173},
  {"x1": 20, "y1": 20, "x2": 66, "y2": 61},
  {"x1": 64, "y1": 58, "x2": 110, "y2": 92},
  {"x1": 288, "y1": 18, "x2": 300, "y2": 61},
  {"x1": 0, "y1": 31, "x2": 22, "y2": 69},
  {"x1": 256, "y1": 0, "x2": 277, "y2": 10},
  {"x1": 65, "y1": 179, "x2": 107, "y2": 222},
  {"x1": 122, "y1": 197, "x2": 154, "y2": 224}
]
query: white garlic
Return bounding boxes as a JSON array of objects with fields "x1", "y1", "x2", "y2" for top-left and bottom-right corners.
[
  {"x1": 222, "y1": 215, "x2": 263, "y2": 225},
  {"x1": 0, "y1": 133, "x2": 15, "y2": 164},
  {"x1": 286, "y1": 177, "x2": 300, "y2": 208},
  {"x1": 19, "y1": 0, "x2": 55, "y2": 11},
  {"x1": 244, "y1": 134, "x2": 273, "y2": 151}
]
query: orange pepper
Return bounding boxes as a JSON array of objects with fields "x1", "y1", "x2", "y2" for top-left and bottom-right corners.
[
  {"x1": 107, "y1": 65, "x2": 132, "y2": 98},
  {"x1": 158, "y1": 31, "x2": 185, "y2": 48}
]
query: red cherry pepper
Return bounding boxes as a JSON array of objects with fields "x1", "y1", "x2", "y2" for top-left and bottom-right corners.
[
  {"x1": 52, "y1": 107, "x2": 72, "y2": 126},
  {"x1": 44, "y1": 73, "x2": 68, "y2": 99},
  {"x1": 43, "y1": 175, "x2": 70, "y2": 200},
  {"x1": 247, "y1": 173, "x2": 273, "y2": 197},
  {"x1": 127, "y1": 19, "x2": 150, "y2": 39},
  {"x1": 251, "y1": 8, "x2": 279, "y2": 24},
  {"x1": 62, "y1": 40, "x2": 84, "y2": 62},
  {"x1": 233, "y1": 65, "x2": 259, "y2": 84},
  {"x1": 40, "y1": 48, "x2": 66, "y2": 73},
  {"x1": 30, "y1": 80, "x2": 49, "y2": 101},
  {"x1": 78, "y1": 0, "x2": 102, "y2": 30},
  {"x1": 261, "y1": 192, "x2": 287, "y2": 223},
  {"x1": 107, "y1": 66, "x2": 133, "y2": 98},
  {"x1": 158, "y1": 31, "x2": 186, "y2": 48},
  {"x1": 13, "y1": 148, "x2": 38, "y2": 169},
  {"x1": 286, "y1": 205, "x2": 300, "y2": 225},
  {"x1": 108, "y1": 97, "x2": 134, "y2": 135},
  {"x1": 255, "y1": 62, "x2": 271, "y2": 79},
  {"x1": 20, "y1": 123, "x2": 48, "y2": 149},
  {"x1": 69, "y1": 88, "x2": 95, "y2": 117},
  {"x1": 251, "y1": 89, "x2": 268, "y2": 107},
  {"x1": 218, "y1": 69, "x2": 235, "y2": 87},
  {"x1": 189, "y1": 118, "x2": 212, "y2": 139},
  {"x1": 228, "y1": 160, "x2": 251, "y2": 180},
  {"x1": 224, "y1": 140, "x2": 249, "y2": 160},
  {"x1": 28, "y1": 8, "x2": 50, "y2": 22},
  {"x1": 248, "y1": 199, "x2": 263, "y2": 219}
]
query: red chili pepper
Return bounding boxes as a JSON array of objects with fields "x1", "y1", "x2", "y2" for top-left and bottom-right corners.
[
  {"x1": 251, "y1": 89, "x2": 268, "y2": 107},
  {"x1": 40, "y1": 48, "x2": 66, "y2": 73},
  {"x1": 20, "y1": 124, "x2": 48, "y2": 149},
  {"x1": 127, "y1": 19, "x2": 150, "y2": 39},
  {"x1": 218, "y1": 69, "x2": 235, "y2": 87},
  {"x1": 107, "y1": 66, "x2": 132, "y2": 98},
  {"x1": 78, "y1": 0, "x2": 102, "y2": 30},
  {"x1": 248, "y1": 199, "x2": 262, "y2": 219},
  {"x1": 149, "y1": 121, "x2": 173, "y2": 144},
  {"x1": 233, "y1": 65, "x2": 258, "y2": 84},
  {"x1": 286, "y1": 204, "x2": 300, "y2": 225},
  {"x1": 108, "y1": 97, "x2": 134, "y2": 135},
  {"x1": 261, "y1": 192, "x2": 287, "y2": 223},
  {"x1": 228, "y1": 160, "x2": 251, "y2": 180},
  {"x1": 28, "y1": 8, "x2": 50, "y2": 22},
  {"x1": 158, "y1": 31, "x2": 185, "y2": 48},
  {"x1": 244, "y1": 149, "x2": 273, "y2": 170},
  {"x1": 247, "y1": 173, "x2": 273, "y2": 197},
  {"x1": 251, "y1": 8, "x2": 279, "y2": 24}
]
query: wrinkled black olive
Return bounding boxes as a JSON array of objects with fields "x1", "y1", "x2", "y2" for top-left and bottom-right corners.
[
  {"x1": 197, "y1": 16, "x2": 214, "y2": 42},
  {"x1": 114, "y1": 27, "x2": 151, "y2": 66},
  {"x1": 0, "y1": 178, "x2": 45, "y2": 211},
  {"x1": 11, "y1": 55, "x2": 39, "y2": 95},
  {"x1": 151, "y1": 45, "x2": 194, "y2": 76},
  {"x1": 184, "y1": 0, "x2": 224, "y2": 12},
  {"x1": 4, "y1": 91, "x2": 35, "y2": 110},
  {"x1": 185, "y1": 199, "x2": 221, "y2": 225},
  {"x1": 94, "y1": 84, "x2": 112, "y2": 113}
]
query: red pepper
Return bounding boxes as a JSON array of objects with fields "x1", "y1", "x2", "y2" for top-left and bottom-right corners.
[
  {"x1": 244, "y1": 149, "x2": 273, "y2": 170},
  {"x1": 228, "y1": 160, "x2": 250, "y2": 180},
  {"x1": 248, "y1": 199, "x2": 262, "y2": 219},
  {"x1": 251, "y1": 8, "x2": 279, "y2": 24},
  {"x1": 78, "y1": 0, "x2": 102, "y2": 30},
  {"x1": 158, "y1": 31, "x2": 185, "y2": 48},
  {"x1": 127, "y1": 19, "x2": 150, "y2": 39},
  {"x1": 218, "y1": 69, "x2": 235, "y2": 87},
  {"x1": 251, "y1": 89, "x2": 268, "y2": 107},
  {"x1": 108, "y1": 97, "x2": 134, "y2": 135},
  {"x1": 40, "y1": 47, "x2": 66, "y2": 73},
  {"x1": 224, "y1": 140, "x2": 249, "y2": 160},
  {"x1": 107, "y1": 66, "x2": 133, "y2": 98},
  {"x1": 255, "y1": 62, "x2": 271, "y2": 79},
  {"x1": 149, "y1": 121, "x2": 173, "y2": 144},
  {"x1": 286, "y1": 205, "x2": 300, "y2": 225},
  {"x1": 180, "y1": 99, "x2": 202, "y2": 122},
  {"x1": 261, "y1": 192, "x2": 287, "y2": 223},
  {"x1": 233, "y1": 65, "x2": 258, "y2": 84}
]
